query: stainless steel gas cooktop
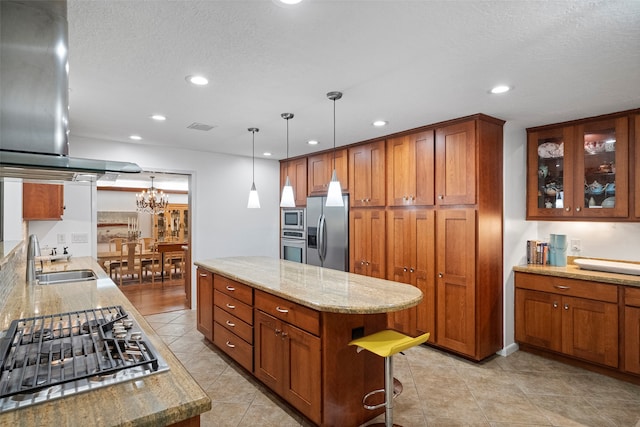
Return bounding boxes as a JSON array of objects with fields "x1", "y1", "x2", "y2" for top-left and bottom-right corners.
[{"x1": 0, "y1": 306, "x2": 169, "y2": 413}]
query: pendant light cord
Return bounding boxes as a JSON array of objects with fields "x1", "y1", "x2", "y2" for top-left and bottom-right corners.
[
  {"x1": 252, "y1": 130, "x2": 255, "y2": 182},
  {"x1": 332, "y1": 97, "x2": 336, "y2": 170},
  {"x1": 286, "y1": 117, "x2": 290, "y2": 177}
]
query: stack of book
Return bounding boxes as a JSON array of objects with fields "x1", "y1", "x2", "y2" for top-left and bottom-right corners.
[{"x1": 527, "y1": 240, "x2": 549, "y2": 265}]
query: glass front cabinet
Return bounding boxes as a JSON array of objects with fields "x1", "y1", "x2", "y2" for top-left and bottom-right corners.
[{"x1": 527, "y1": 112, "x2": 632, "y2": 220}]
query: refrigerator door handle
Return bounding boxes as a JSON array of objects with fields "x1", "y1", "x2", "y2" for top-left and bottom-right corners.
[{"x1": 319, "y1": 214, "x2": 327, "y2": 262}]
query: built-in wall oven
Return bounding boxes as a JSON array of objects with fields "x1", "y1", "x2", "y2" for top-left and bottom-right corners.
[{"x1": 281, "y1": 208, "x2": 306, "y2": 264}]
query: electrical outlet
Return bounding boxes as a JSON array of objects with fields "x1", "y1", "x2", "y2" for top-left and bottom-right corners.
[
  {"x1": 57, "y1": 233, "x2": 66, "y2": 244},
  {"x1": 571, "y1": 239, "x2": 581, "y2": 252}
]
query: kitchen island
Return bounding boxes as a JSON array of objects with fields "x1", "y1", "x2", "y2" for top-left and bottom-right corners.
[
  {"x1": 0, "y1": 256, "x2": 210, "y2": 427},
  {"x1": 195, "y1": 256, "x2": 423, "y2": 427}
]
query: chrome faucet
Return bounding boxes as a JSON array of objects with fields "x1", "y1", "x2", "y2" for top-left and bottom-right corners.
[{"x1": 26, "y1": 234, "x2": 42, "y2": 284}]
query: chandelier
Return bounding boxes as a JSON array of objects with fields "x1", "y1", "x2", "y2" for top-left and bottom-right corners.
[{"x1": 136, "y1": 176, "x2": 169, "y2": 214}]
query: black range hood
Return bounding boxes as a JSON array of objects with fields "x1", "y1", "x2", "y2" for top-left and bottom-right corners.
[{"x1": 0, "y1": 1, "x2": 141, "y2": 181}]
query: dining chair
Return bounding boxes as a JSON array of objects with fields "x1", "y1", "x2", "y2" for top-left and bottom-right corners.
[
  {"x1": 106, "y1": 238, "x2": 126, "y2": 279},
  {"x1": 139, "y1": 237, "x2": 155, "y2": 252},
  {"x1": 113, "y1": 242, "x2": 143, "y2": 286}
]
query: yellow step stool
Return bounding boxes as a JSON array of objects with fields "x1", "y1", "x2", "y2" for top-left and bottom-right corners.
[{"x1": 349, "y1": 330, "x2": 430, "y2": 427}]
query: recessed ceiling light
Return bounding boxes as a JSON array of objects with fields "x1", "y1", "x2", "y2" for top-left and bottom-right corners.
[
  {"x1": 372, "y1": 120, "x2": 388, "y2": 127},
  {"x1": 263, "y1": 152, "x2": 272, "y2": 156},
  {"x1": 129, "y1": 135, "x2": 142, "y2": 141},
  {"x1": 490, "y1": 85, "x2": 511, "y2": 94},
  {"x1": 150, "y1": 114, "x2": 166, "y2": 121},
  {"x1": 185, "y1": 75, "x2": 209, "y2": 86},
  {"x1": 308, "y1": 140, "x2": 319, "y2": 145}
]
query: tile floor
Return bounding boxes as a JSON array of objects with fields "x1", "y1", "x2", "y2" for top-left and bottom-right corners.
[{"x1": 145, "y1": 309, "x2": 640, "y2": 427}]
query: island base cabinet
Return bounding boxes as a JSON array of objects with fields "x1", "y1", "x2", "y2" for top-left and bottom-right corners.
[
  {"x1": 254, "y1": 309, "x2": 321, "y2": 425},
  {"x1": 196, "y1": 268, "x2": 213, "y2": 341}
]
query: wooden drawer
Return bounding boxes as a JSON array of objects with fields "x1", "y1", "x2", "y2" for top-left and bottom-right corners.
[
  {"x1": 214, "y1": 289, "x2": 253, "y2": 325},
  {"x1": 626, "y1": 287, "x2": 640, "y2": 307},
  {"x1": 255, "y1": 290, "x2": 320, "y2": 336},
  {"x1": 214, "y1": 305, "x2": 253, "y2": 344},
  {"x1": 213, "y1": 322, "x2": 253, "y2": 372},
  {"x1": 515, "y1": 272, "x2": 618, "y2": 303},
  {"x1": 214, "y1": 274, "x2": 253, "y2": 305}
]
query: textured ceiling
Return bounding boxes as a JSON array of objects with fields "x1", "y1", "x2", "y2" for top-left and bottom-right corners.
[{"x1": 67, "y1": 0, "x2": 640, "y2": 165}]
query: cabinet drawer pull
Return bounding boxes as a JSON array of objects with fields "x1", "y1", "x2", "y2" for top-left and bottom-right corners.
[
  {"x1": 226, "y1": 320, "x2": 235, "y2": 327},
  {"x1": 225, "y1": 341, "x2": 235, "y2": 348},
  {"x1": 199, "y1": 273, "x2": 208, "y2": 277},
  {"x1": 226, "y1": 285, "x2": 235, "y2": 291},
  {"x1": 564, "y1": 304, "x2": 569, "y2": 310},
  {"x1": 276, "y1": 306, "x2": 289, "y2": 313},
  {"x1": 226, "y1": 303, "x2": 236, "y2": 309},
  {"x1": 554, "y1": 285, "x2": 570, "y2": 290}
]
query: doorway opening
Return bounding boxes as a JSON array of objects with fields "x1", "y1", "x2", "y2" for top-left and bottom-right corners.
[{"x1": 96, "y1": 171, "x2": 191, "y2": 315}]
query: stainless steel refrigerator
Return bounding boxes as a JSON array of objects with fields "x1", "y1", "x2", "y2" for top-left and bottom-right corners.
[{"x1": 306, "y1": 195, "x2": 349, "y2": 271}]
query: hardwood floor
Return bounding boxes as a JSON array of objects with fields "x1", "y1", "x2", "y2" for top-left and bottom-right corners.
[{"x1": 119, "y1": 278, "x2": 190, "y2": 315}]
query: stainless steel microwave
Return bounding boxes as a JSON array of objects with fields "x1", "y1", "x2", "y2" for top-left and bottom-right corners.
[{"x1": 281, "y1": 208, "x2": 305, "y2": 231}]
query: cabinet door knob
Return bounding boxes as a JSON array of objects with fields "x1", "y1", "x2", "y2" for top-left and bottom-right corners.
[
  {"x1": 403, "y1": 267, "x2": 408, "y2": 272},
  {"x1": 281, "y1": 332, "x2": 288, "y2": 339},
  {"x1": 226, "y1": 285, "x2": 235, "y2": 291},
  {"x1": 575, "y1": 207, "x2": 581, "y2": 212},
  {"x1": 360, "y1": 260, "x2": 365, "y2": 265},
  {"x1": 564, "y1": 304, "x2": 569, "y2": 310},
  {"x1": 410, "y1": 268, "x2": 414, "y2": 273},
  {"x1": 438, "y1": 273, "x2": 443, "y2": 278},
  {"x1": 226, "y1": 320, "x2": 235, "y2": 327},
  {"x1": 275, "y1": 329, "x2": 281, "y2": 335},
  {"x1": 276, "y1": 306, "x2": 289, "y2": 313},
  {"x1": 226, "y1": 303, "x2": 236, "y2": 309},
  {"x1": 565, "y1": 207, "x2": 571, "y2": 212},
  {"x1": 225, "y1": 341, "x2": 235, "y2": 348},
  {"x1": 366, "y1": 261, "x2": 370, "y2": 266},
  {"x1": 553, "y1": 301, "x2": 558, "y2": 308},
  {"x1": 438, "y1": 195, "x2": 444, "y2": 200}
]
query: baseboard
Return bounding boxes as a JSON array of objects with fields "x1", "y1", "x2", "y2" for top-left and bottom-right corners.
[{"x1": 496, "y1": 342, "x2": 519, "y2": 357}]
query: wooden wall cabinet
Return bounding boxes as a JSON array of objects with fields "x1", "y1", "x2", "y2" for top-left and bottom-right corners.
[
  {"x1": 307, "y1": 149, "x2": 348, "y2": 195},
  {"x1": 348, "y1": 140, "x2": 386, "y2": 207},
  {"x1": 386, "y1": 209, "x2": 435, "y2": 337},
  {"x1": 196, "y1": 268, "x2": 213, "y2": 341},
  {"x1": 350, "y1": 209, "x2": 386, "y2": 278},
  {"x1": 154, "y1": 203, "x2": 188, "y2": 242},
  {"x1": 435, "y1": 120, "x2": 477, "y2": 205},
  {"x1": 280, "y1": 157, "x2": 308, "y2": 207},
  {"x1": 386, "y1": 130, "x2": 434, "y2": 206},
  {"x1": 23, "y1": 183, "x2": 64, "y2": 220},
  {"x1": 625, "y1": 287, "x2": 640, "y2": 375},
  {"x1": 515, "y1": 272, "x2": 619, "y2": 368},
  {"x1": 635, "y1": 114, "x2": 640, "y2": 219},
  {"x1": 527, "y1": 110, "x2": 638, "y2": 220}
]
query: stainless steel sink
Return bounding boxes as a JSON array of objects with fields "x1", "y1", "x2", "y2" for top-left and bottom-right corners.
[{"x1": 36, "y1": 269, "x2": 97, "y2": 285}]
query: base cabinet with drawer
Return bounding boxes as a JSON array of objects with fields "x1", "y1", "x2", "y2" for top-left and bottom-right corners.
[
  {"x1": 196, "y1": 268, "x2": 214, "y2": 341},
  {"x1": 515, "y1": 272, "x2": 619, "y2": 368},
  {"x1": 212, "y1": 275, "x2": 254, "y2": 372}
]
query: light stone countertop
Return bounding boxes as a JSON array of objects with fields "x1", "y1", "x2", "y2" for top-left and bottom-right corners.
[
  {"x1": 0, "y1": 256, "x2": 211, "y2": 427},
  {"x1": 195, "y1": 256, "x2": 423, "y2": 314},
  {"x1": 513, "y1": 257, "x2": 640, "y2": 287}
]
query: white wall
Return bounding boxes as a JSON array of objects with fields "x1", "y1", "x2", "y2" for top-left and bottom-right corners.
[
  {"x1": 27, "y1": 181, "x2": 95, "y2": 257},
  {"x1": 3, "y1": 178, "x2": 23, "y2": 241},
  {"x1": 70, "y1": 135, "x2": 280, "y2": 308}
]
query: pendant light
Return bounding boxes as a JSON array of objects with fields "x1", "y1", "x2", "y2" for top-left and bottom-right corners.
[
  {"x1": 280, "y1": 113, "x2": 296, "y2": 207},
  {"x1": 247, "y1": 127, "x2": 261, "y2": 209},
  {"x1": 325, "y1": 91, "x2": 344, "y2": 207}
]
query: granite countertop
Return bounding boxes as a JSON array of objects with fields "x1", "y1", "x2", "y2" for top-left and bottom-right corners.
[
  {"x1": 513, "y1": 257, "x2": 640, "y2": 287},
  {"x1": 195, "y1": 256, "x2": 423, "y2": 314},
  {"x1": 0, "y1": 257, "x2": 211, "y2": 427}
]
